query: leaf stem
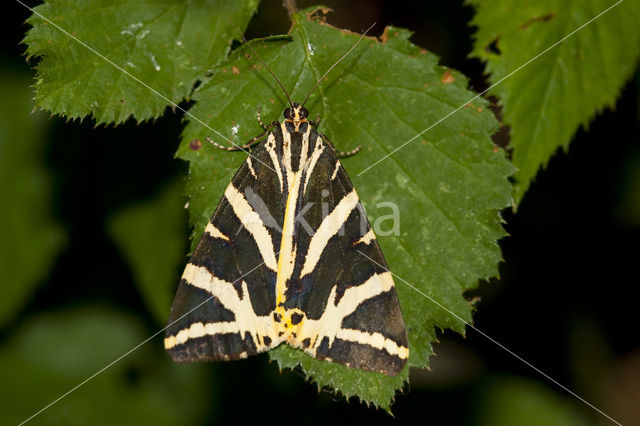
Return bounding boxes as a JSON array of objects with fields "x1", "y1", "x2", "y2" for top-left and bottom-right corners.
[{"x1": 283, "y1": 0, "x2": 298, "y2": 19}]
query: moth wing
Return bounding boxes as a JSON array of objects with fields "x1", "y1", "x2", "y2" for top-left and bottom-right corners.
[
  {"x1": 290, "y1": 134, "x2": 409, "y2": 375},
  {"x1": 165, "y1": 139, "x2": 285, "y2": 362}
]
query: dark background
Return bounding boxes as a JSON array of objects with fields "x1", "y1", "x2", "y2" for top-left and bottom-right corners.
[{"x1": 2, "y1": 0, "x2": 639, "y2": 425}]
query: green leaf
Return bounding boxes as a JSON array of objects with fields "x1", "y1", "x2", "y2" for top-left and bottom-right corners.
[
  {"x1": 469, "y1": 0, "x2": 640, "y2": 203},
  {"x1": 1, "y1": 306, "x2": 213, "y2": 425},
  {"x1": 108, "y1": 181, "x2": 187, "y2": 324},
  {"x1": 272, "y1": 344, "x2": 408, "y2": 409},
  {"x1": 178, "y1": 7, "x2": 513, "y2": 408},
  {"x1": 24, "y1": 0, "x2": 259, "y2": 124},
  {"x1": 0, "y1": 71, "x2": 65, "y2": 328},
  {"x1": 473, "y1": 377, "x2": 587, "y2": 426}
]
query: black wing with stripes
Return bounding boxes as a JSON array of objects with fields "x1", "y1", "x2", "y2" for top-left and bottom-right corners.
[
  {"x1": 165, "y1": 120, "x2": 408, "y2": 375},
  {"x1": 164, "y1": 137, "x2": 284, "y2": 362},
  {"x1": 281, "y1": 122, "x2": 409, "y2": 375}
]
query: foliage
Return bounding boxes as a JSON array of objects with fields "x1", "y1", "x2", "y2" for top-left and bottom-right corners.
[
  {"x1": 25, "y1": 0, "x2": 259, "y2": 123},
  {"x1": 469, "y1": 0, "x2": 640, "y2": 203},
  {"x1": 473, "y1": 377, "x2": 587, "y2": 426},
  {"x1": 108, "y1": 181, "x2": 187, "y2": 324},
  {"x1": 0, "y1": 71, "x2": 65, "y2": 327},
  {"x1": 1, "y1": 306, "x2": 213, "y2": 425}
]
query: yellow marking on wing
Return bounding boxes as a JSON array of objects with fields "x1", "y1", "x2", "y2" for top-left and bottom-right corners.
[{"x1": 274, "y1": 170, "x2": 302, "y2": 334}]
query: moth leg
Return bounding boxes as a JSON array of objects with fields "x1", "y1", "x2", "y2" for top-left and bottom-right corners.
[
  {"x1": 319, "y1": 133, "x2": 361, "y2": 158},
  {"x1": 207, "y1": 113, "x2": 278, "y2": 152},
  {"x1": 207, "y1": 130, "x2": 269, "y2": 152},
  {"x1": 256, "y1": 107, "x2": 279, "y2": 131}
]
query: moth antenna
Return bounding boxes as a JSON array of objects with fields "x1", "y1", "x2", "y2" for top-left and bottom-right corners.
[
  {"x1": 302, "y1": 22, "x2": 376, "y2": 108},
  {"x1": 231, "y1": 22, "x2": 294, "y2": 108}
]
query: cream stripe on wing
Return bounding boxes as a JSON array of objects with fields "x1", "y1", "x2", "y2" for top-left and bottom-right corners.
[
  {"x1": 303, "y1": 133, "x2": 325, "y2": 195},
  {"x1": 281, "y1": 124, "x2": 294, "y2": 187},
  {"x1": 265, "y1": 133, "x2": 284, "y2": 193},
  {"x1": 246, "y1": 156, "x2": 257, "y2": 179},
  {"x1": 296, "y1": 271, "x2": 396, "y2": 352},
  {"x1": 327, "y1": 271, "x2": 394, "y2": 323},
  {"x1": 336, "y1": 328, "x2": 409, "y2": 359},
  {"x1": 225, "y1": 184, "x2": 278, "y2": 271},
  {"x1": 205, "y1": 223, "x2": 230, "y2": 241},
  {"x1": 299, "y1": 125, "x2": 311, "y2": 167},
  {"x1": 299, "y1": 190, "x2": 360, "y2": 278},
  {"x1": 165, "y1": 321, "x2": 240, "y2": 349},
  {"x1": 354, "y1": 228, "x2": 375, "y2": 245},
  {"x1": 165, "y1": 264, "x2": 279, "y2": 350},
  {"x1": 330, "y1": 161, "x2": 341, "y2": 181}
]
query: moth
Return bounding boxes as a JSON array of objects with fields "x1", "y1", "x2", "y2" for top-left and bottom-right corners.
[{"x1": 164, "y1": 26, "x2": 409, "y2": 376}]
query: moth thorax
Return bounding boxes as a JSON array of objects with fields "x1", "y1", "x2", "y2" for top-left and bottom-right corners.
[{"x1": 284, "y1": 102, "x2": 309, "y2": 123}]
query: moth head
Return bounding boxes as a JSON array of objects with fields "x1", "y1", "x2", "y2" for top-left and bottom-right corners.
[{"x1": 284, "y1": 102, "x2": 308, "y2": 123}]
